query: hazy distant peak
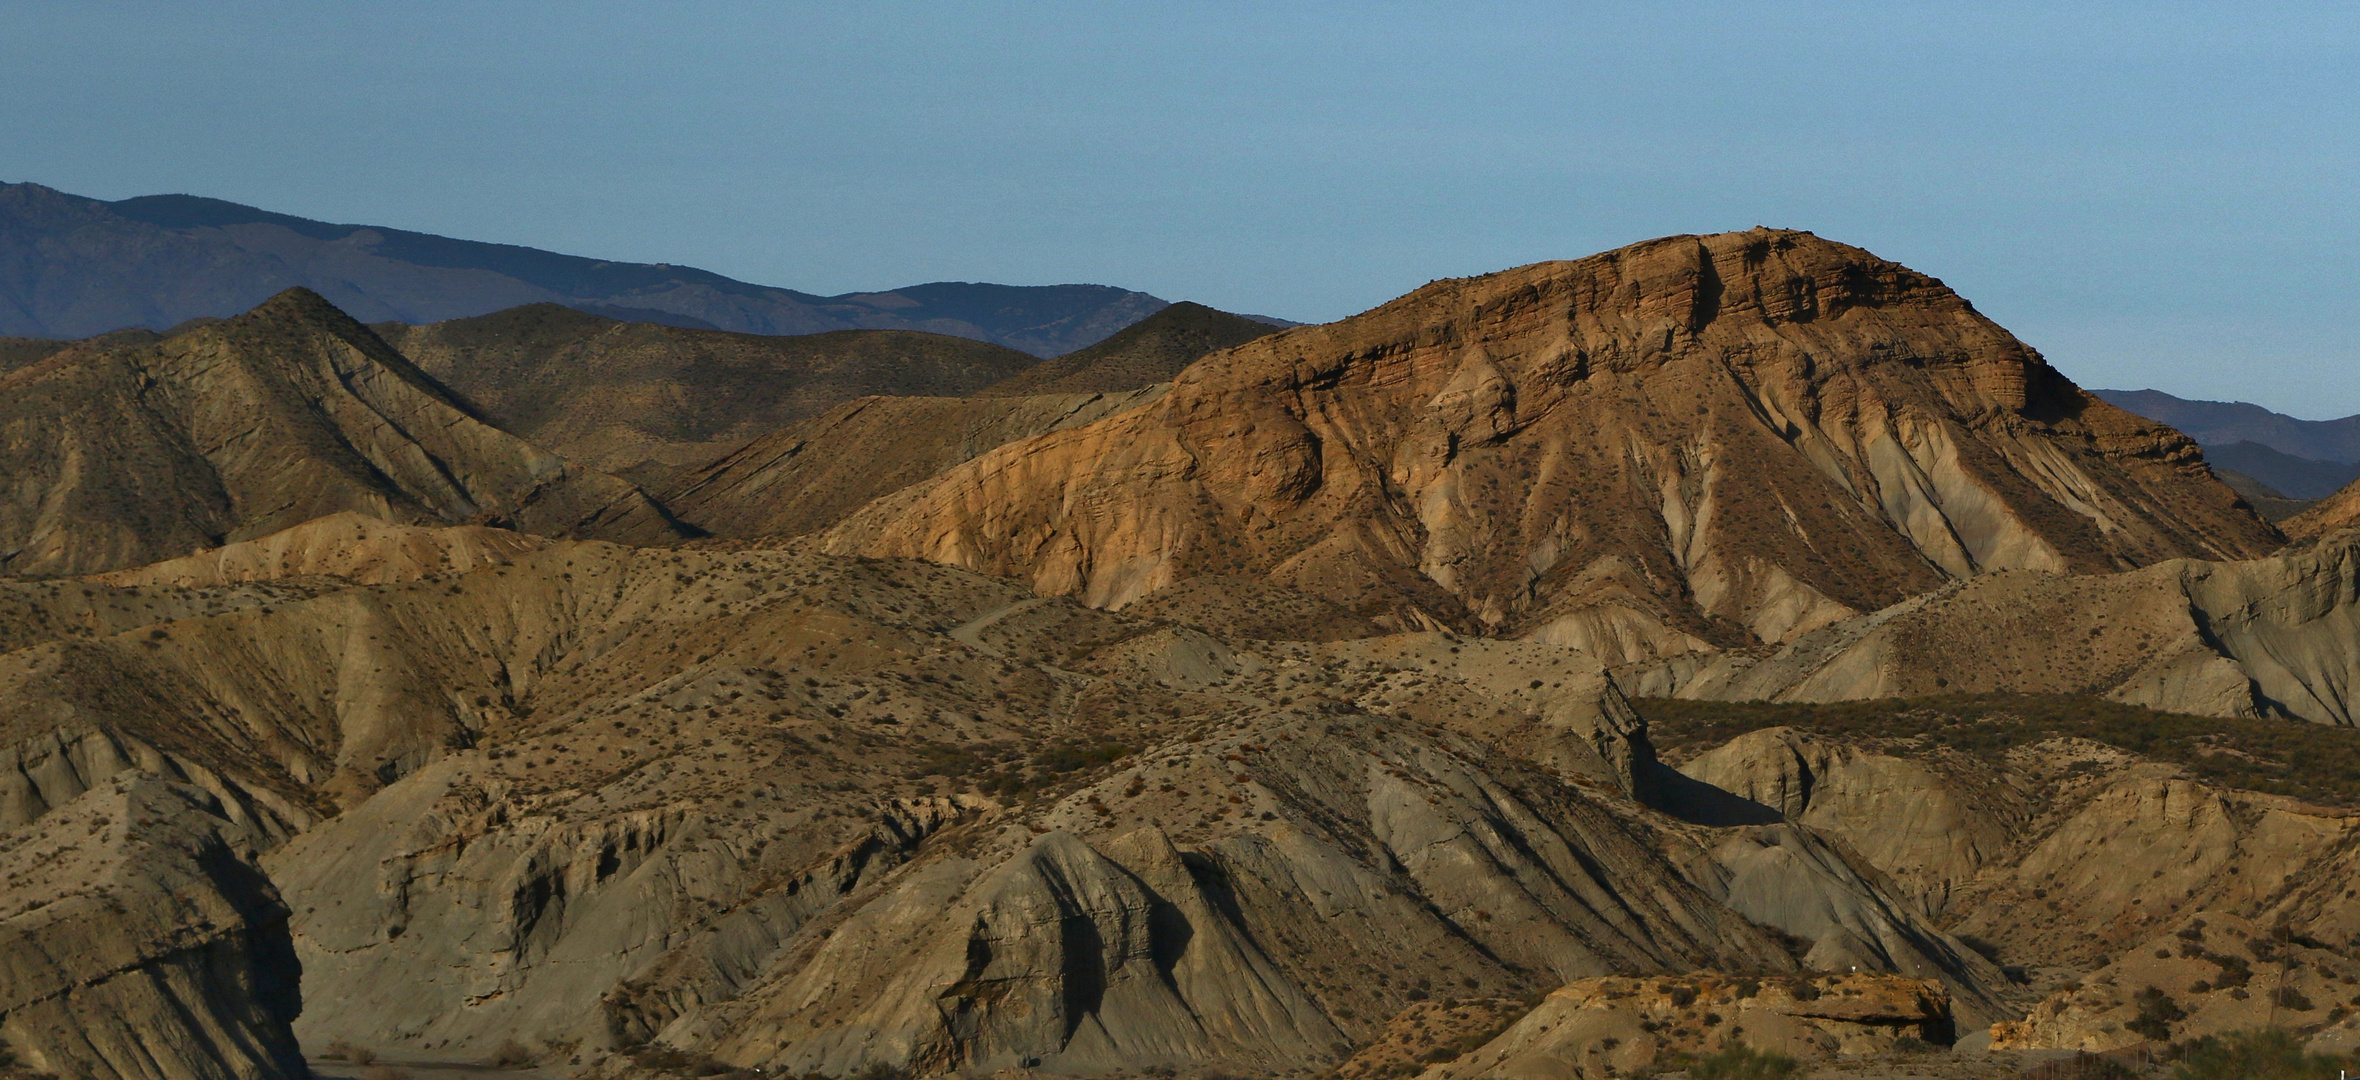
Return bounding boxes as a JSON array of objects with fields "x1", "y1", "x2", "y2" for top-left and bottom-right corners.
[{"x1": 0, "y1": 180, "x2": 1192, "y2": 355}]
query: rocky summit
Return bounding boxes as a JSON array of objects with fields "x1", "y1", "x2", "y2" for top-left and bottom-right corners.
[
  {"x1": 1, "y1": 228, "x2": 2355, "y2": 1080},
  {"x1": 821, "y1": 229, "x2": 2276, "y2": 664}
]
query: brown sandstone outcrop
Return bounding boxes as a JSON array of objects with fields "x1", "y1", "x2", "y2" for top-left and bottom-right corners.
[
  {"x1": 0, "y1": 288, "x2": 682, "y2": 576},
  {"x1": 0, "y1": 775, "x2": 305, "y2": 1080},
  {"x1": 822, "y1": 230, "x2": 2276, "y2": 661},
  {"x1": 1419, "y1": 973, "x2": 1951, "y2": 1079}
]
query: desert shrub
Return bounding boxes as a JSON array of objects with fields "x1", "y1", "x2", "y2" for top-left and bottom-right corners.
[
  {"x1": 325, "y1": 1041, "x2": 376, "y2": 1065},
  {"x1": 2018, "y1": 1053, "x2": 2141, "y2": 1079},
  {"x1": 2170, "y1": 1028, "x2": 2355, "y2": 1079},
  {"x1": 2125, "y1": 985, "x2": 2187, "y2": 1041},
  {"x1": 1686, "y1": 1042, "x2": 1801, "y2": 1080},
  {"x1": 2272, "y1": 985, "x2": 2315, "y2": 1011},
  {"x1": 484, "y1": 1040, "x2": 538, "y2": 1069}
]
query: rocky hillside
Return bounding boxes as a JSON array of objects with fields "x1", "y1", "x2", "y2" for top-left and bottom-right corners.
[
  {"x1": 1644, "y1": 533, "x2": 2360, "y2": 725},
  {"x1": 0, "y1": 775, "x2": 305, "y2": 1080},
  {"x1": 0, "y1": 182, "x2": 1171, "y2": 352},
  {"x1": 2285, "y1": 477, "x2": 2360, "y2": 542},
  {"x1": 377, "y1": 303, "x2": 1041, "y2": 483},
  {"x1": 661, "y1": 388, "x2": 1164, "y2": 539},
  {"x1": 11, "y1": 228, "x2": 2360, "y2": 1079},
  {"x1": 1625, "y1": 697, "x2": 2360, "y2": 1063},
  {"x1": 823, "y1": 229, "x2": 2280, "y2": 664},
  {"x1": 0, "y1": 514, "x2": 2026, "y2": 1074},
  {"x1": 0, "y1": 288, "x2": 683, "y2": 576}
]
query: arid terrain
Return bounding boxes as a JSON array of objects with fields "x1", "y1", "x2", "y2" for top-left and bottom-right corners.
[{"x1": 5, "y1": 228, "x2": 2359, "y2": 1080}]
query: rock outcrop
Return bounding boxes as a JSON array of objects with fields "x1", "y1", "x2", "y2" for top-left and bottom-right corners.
[
  {"x1": 0, "y1": 775, "x2": 305, "y2": 1080},
  {"x1": 1420, "y1": 973, "x2": 1952, "y2": 1079},
  {"x1": 1661, "y1": 533, "x2": 2360, "y2": 725},
  {"x1": 823, "y1": 230, "x2": 2278, "y2": 661},
  {"x1": 0, "y1": 288, "x2": 683, "y2": 575}
]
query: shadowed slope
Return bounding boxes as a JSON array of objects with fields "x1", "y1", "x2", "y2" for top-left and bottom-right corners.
[
  {"x1": 378, "y1": 303, "x2": 1042, "y2": 484},
  {"x1": 0, "y1": 288, "x2": 682, "y2": 575},
  {"x1": 662, "y1": 388, "x2": 1165, "y2": 539},
  {"x1": 977, "y1": 301, "x2": 1282, "y2": 398}
]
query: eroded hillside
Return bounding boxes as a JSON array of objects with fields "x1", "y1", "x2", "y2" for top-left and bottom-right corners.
[
  {"x1": 821, "y1": 229, "x2": 2279, "y2": 666},
  {"x1": 0, "y1": 288, "x2": 682, "y2": 576}
]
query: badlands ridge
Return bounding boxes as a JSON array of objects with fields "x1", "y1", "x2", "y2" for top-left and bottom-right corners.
[{"x1": 2, "y1": 229, "x2": 2358, "y2": 1080}]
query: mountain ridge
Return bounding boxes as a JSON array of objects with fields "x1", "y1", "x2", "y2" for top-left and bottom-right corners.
[
  {"x1": 0, "y1": 286, "x2": 685, "y2": 575},
  {"x1": 0, "y1": 182, "x2": 1179, "y2": 354},
  {"x1": 822, "y1": 228, "x2": 2281, "y2": 664}
]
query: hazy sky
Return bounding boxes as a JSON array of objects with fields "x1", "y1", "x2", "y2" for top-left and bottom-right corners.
[{"x1": 5, "y1": 2, "x2": 2356, "y2": 414}]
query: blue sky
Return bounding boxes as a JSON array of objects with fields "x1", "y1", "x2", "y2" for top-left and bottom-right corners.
[{"x1": 5, "y1": 2, "x2": 2356, "y2": 414}]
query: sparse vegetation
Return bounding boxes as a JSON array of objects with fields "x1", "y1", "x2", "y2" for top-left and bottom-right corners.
[
  {"x1": 2126, "y1": 985, "x2": 2186, "y2": 1040},
  {"x1": 1681, "y1": 1041, "x2": 1801, "y2": 1079},
  {"x1": 484, "y1": 1039, "x2": 539, "y2": 1069},
  {"x1": 2018, "y1": 1052, "x2": 2143, "y2": 1079},
  {"x1": 1634, "y1": 693, "x2": 2360, "y2": 806},
  {"x1": 2169, "y1": 1028, "x2": 2357, "y2": 1079}
]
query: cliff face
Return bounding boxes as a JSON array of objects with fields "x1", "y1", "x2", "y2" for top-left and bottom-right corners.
[
  {"x1": 823, "y1": 230, "x2": 2277, "y2": 663},
  {"x1": 0, "y1": 776, "x2": 305, "y2": 1080}
]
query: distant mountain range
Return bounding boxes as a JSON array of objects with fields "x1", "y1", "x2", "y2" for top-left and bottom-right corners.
[
  {"x1": 2093, "y1": 389, "x2": 2360, "y2": 505},
  {"x1": 0, "y1": 181, "x2": 1294, "y2": 355}
]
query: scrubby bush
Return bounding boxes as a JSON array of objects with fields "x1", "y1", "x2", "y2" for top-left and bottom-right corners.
[
  {"x1": 2018, "y1": 1053, "x2": 2141, "y2": 1079},
  {"x1": 2127, "y1": 985, "x2": 2186, "y2": 1041},
  {"x1": 2171, "y1": 1028, "x2": 2355, "y2": 1079},
  {"x1": 1685, "y1": 1042, "x2": 1800, "y2": 1080},
  {"x1": 484, "y1": 1040, "x2": 539, "y2": 1069}
]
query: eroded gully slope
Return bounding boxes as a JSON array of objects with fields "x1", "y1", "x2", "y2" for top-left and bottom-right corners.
[{"x1": 820, "y1": 229, "x2": 2277, "y2": 668}]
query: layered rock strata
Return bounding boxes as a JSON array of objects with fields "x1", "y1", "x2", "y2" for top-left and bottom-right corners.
[
  {"x1": 0, "y1": 776, "x2": 305, "y2": 1080},
  {"x1": 823, "y1": 230, "x2": 2277, "y2": 663}
]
